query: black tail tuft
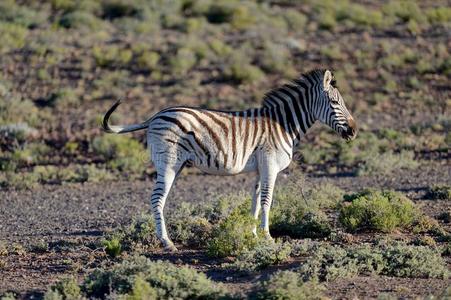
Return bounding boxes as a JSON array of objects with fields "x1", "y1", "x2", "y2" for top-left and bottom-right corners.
[{"x1": 102, "y1": 99, "x2": 122, "y2": 132}]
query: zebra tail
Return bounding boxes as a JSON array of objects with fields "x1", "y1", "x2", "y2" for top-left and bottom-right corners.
[{"x1": 102, "y1": 99, "x2": 150, "y2": 134}]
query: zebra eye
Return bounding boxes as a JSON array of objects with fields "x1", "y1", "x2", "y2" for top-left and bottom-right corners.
[{"x1": 331, "y1": 79, "x2": 337, "y2": 87}]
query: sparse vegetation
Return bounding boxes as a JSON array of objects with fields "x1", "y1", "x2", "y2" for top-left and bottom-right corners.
[
  {"x1": 258, "y1": 271, "x2": 324, "y2": 300},
  {"x1": 299, "y1": 242, "x2": 449, "y2": 281},
  {"x1": 0, "y1": 0, "x2": 449, "y2": 298},
  {"x1": 339, "y1": 190, "x2": 419, "y2": 233},
  {"x1": 45, "y1": 277, "x2": 81, "y2": 300},
  {"x1": 228, "y1": 240, "x2": 292, "y2": 272},
  {"x1": 270, "y1": 180, "x2": 343, "y2": 238},
  {"x1": 207, "y1": 199, "x2": 257, "y2": 257},
  {"x1": 83, "y1": 256, "x2": 230, "y2": 299},
  {"x1": 92, "y1": 134, "x2": 146, "y2": 175}
]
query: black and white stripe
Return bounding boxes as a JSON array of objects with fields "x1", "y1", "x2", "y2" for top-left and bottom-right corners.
[{"x1": 102, "y1": 69, "x2": 356, "y2": 251}]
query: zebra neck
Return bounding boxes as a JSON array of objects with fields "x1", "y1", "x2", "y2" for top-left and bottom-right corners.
[{"x1": 262, "y1": 86, "x2": 315, "y2": 146}]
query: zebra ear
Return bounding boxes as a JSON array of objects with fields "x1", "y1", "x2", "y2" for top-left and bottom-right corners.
[{"x1": 323, "y1": 70, "x2": 333, "y2": 90}]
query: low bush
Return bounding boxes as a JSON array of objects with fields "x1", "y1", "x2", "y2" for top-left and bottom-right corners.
[
  {"x1": 225, "y1": 61, "x2": 264, "y2": 84},
  {"x1": 0, "y1": 22, "x2": 28, "y2": 53},
  {"x1": 168, "y1": 202, "x2": 213, "y2": 247},
  {"x1": 339, "y1": 190, "x2": 418, "y2": 233},
  {"x1": 136, "y1": 50, "x2": 160, "y2": 71},
  {"x1": 83, "y1": 256, "x2": 230, "y2": 299},
  {"x1": 258, "y1": 271, "x2": 324, "y2": 300},
  {"x1": 1, "y1": 163, "x2": 115, "y2": 189},
  {"x1": 170, "y1": 47, "x2": 197, "y2": 75},
  {"x1": 356, "y1": 150, "x2": 419, "y2": 176},
  {"x1": 44, "y1": 277, "x2": 81, "y2": 300},
  {"x1": 92, "y1": 135, "x2": 146, "y2": 175},
  {"x1": 207, "y1": 200, "x2": 257, "y2": 257},
  {"x1": 104, "y1": 214, "x2": 160, "y2": 255},
  {"x1": 59, "y1": 11, "x2": 102, "y2": 29},
  {"x1": 43, "y1": 88, "x2": 80, "y2": 108},
  {"x1": 425, "y1": 185, "x2": 451, "y2": 201},
  {"x1": 0, "y1": 0, "x2": 46, "y2": 28},
  {"x1": 260, "y1": 42, "x2": 294, "y2": 76},
  {"x1": 0, "y1": 123, "x2": 36, "y2": 144},
  {"x1": 228, "y1": 240, "x2": 292, "y2": 272},
  {"x1": 92, "y1": 45, "x2": 133, "y2": 68},
  {"x1": 382, "y1": 243, "x2": 449, "y2": 279},
  {"x1": 125, "y1": 274, "x2": 158, "y2": 300},
  {"x1": 299, "y1": 242, "x2": 449, "y2": 282},
  {"x1": 0, "y1": 142, "x2": 50, "y2": 171},
  {"x1": 102, "y1": 236, "x2": 122, "y2": 258},
  {"x1": 0, "y1": 98, "x2": 40, "y2": 127},
  {"x1": 270, "y1": 180, "x2": 342, "y2": 238}
]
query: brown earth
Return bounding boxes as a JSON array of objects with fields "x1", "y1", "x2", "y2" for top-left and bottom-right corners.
[{"x1": 1, "y1": 164, "x2": 450, "y2": 299}]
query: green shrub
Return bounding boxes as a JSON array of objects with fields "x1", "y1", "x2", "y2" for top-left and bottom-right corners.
[
  {"x1": 92, "y1": 135, "x2": 146, "y2": 174},
  {"x1": 299, "y1": 242, "x2": 449, "y2": 282},
  {"x1": 270, "y1": 181, "x2": 342, "y2": 238},
  {"x1": 83, "y1": 256, "x2": 229, "y2": 299},
  {"x1": 125, "y1": 274, "x2": 158, "y2": 300},
  {"x1": 203, "y1": 1, "x2": 257, "y2": 29},
  {"x1": 107, "y1": 214, "x2": 160, "y2": 253},
  {"x1": 225, "y1": 52, "x2": 265, "y2": 84},
  {"x1": 79, "y1": 164, "x2": 114, "y2": 183},
  {"x1": 356, "y1": 150, "x2": 419, "y2": 176},
  {"x1": 168, "y1": 203, "x2": 213, "y2": 247},
  {"x1": 43, "y1": 88, "x2": 79, "y2": 108},
  {"x1": 0, "y1": 0, "x2": 46, "y2": 28},
  {"x1": 0, "y1": 171, "x2": 40, "y2": 190},
  {"x1": 208, "y1": 39, "x2": 232, "y2": 58},
  {"x1": 260, "y1": 42, "x2": 294, "y2": 76},
  {"x1": 0, "y1": 123, "x2": 36, "y2": 144},
  {"x1": 170, "y1": 47, "x2": 197, "y2": 75},
  {"x1": 103, "y1": 236, "x2": 122, "y2": 258},
  {"x1": 92, "y1": 45, "x2": 133, "y2": 68},
  {"x1": 339, "y1": 190, "x2": 418, "y2": 232},
  {"x1": 258, "y1": 271, "x2": 324, "y2": 300},
  {"x1": 299, "y1": 243, "x2": 384, "y2": 281},
  {"x1": 0, "y1": 22, "x2": 27, "y2": 53},
  {"x1": 136, "y1": 51, "x2": 160, "y2": 71},
  {"x1": 0, "y1": 142, "x2": 50, "y2": 171},
  {"x1": 382, "y1": 243, "x2": 449, "y2": 279},
  {"x1": 283, "y1": 10, "x2": 307, "y2": 30},
  {"x1": 45, "y1": 277, "x2": 81, "y2": 300},
  {"x1": 59, "y1": 11, "x2": 102, "y2": 29},
  {"x1": 0, "y1": 97, "x2": 39, "y2": 126},
  {"x1": 228, "y1": 240, "x2": 292, "y2": 272},
  {"x1": 0, "y1": 292, "x2": 17, "y2": 300},
  {"x1": 426, "y1": 7, "x2": 451, "y2": 24},
  {"x1": 207, "y1": 200, "x2": 257, "y2": 257},
  {"x1": 425, "y1": 185, "x2": 451, "y2": 201}
]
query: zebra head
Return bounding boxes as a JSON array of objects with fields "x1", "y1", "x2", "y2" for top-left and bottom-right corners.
[{"x1": 314, "y1": 70, "x2": 357, "y2": 141}]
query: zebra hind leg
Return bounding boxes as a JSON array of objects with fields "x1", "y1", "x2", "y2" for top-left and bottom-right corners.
[
  {"x1": 259, "y1": 169, "x2": 278, "y2": 241},
  {"x1": 250, "y1": 176, "x2": 261, "y2": 236},
  {"x1": 150, "y1": 162, "x2": 184, "y2": 252}
]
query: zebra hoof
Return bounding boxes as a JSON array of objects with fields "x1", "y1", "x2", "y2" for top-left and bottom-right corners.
[
  {"x1": 163, "y1": 242, "x2": 178, "y2": 252},
  {"x1": 263, "y1": 233, "x2": 275, "y2": 243}
]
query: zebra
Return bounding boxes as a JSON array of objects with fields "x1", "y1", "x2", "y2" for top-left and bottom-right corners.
[{"x1": 102, "y1": 69, "x2": 357, "y2": 251}]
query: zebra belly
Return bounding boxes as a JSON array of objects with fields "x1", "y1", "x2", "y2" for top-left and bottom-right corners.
[{"x1": 193, "y1": 152, "x2": 258, "y2": 175}]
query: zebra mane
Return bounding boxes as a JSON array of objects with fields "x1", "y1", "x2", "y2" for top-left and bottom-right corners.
[{"x1": 262, "y1": 69, "x2": 326, "y2": 107}]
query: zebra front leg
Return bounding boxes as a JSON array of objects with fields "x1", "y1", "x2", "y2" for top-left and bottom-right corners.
[
  {"x1": 250, "y1": 177, "x2": 261, "y2": 236},
  {"x1": 150, "y1": 165, "x2": 181, "y2": 252},
  {"x1": 258, "y1": 167, "x2": 278, "y2": 240}
]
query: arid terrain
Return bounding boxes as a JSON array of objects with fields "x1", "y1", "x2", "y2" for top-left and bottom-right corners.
[{"x1": 0, "y1": 0, "x2": 450, "y2": 299}]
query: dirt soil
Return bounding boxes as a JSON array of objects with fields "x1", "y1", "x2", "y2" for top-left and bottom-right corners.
[{"x1": 1, "y1": 164, "x2": 450, "y2": 299}]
